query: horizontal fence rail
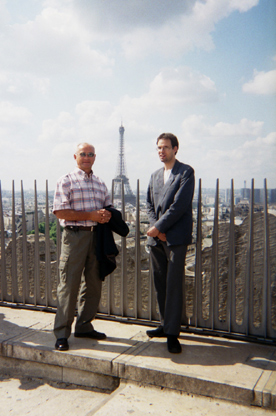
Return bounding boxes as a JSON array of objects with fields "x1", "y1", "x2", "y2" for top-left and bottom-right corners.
[{"x1": 0, "y1": 178, "x2": 275, "y2": 344}]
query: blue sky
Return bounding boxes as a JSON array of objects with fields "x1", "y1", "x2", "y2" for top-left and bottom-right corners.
[{"x1": 0, "y1": 0, "x2": 275, "y2": 192}]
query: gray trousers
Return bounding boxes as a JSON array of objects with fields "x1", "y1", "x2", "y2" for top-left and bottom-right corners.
[
  {"x1": 54, "y1": 228, "x2": 102, "y2": 340},
  {"x1": 150, "y1": 241, "x2": 187, "y2": 336}
]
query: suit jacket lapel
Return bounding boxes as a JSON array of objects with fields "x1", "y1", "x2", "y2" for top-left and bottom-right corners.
[
  {"x1": 155, "y1": 168, "x2": 164, "y2": 190},
  {"x1": 156, "y1": 160, "x2": 179, "y2": 210},
  {"x1": 155, "y1": 169, "x2": 175, "y2": 210}
]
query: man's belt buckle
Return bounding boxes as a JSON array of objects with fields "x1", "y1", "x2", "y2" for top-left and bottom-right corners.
[{"x1": 66, "y1": 226, "x2": 79, "y2": 232}]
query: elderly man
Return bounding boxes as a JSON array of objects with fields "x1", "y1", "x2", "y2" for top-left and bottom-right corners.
[
  {"x1": 53, "y1": 143, "x2": 111, "y2": 351},
  {"x1": 146, "y1": 133, "x2": 194, "y2": 354}
]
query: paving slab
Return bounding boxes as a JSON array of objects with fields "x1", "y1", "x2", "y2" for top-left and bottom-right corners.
[
  {"x1": 0, "y1": 376, "x2": 274, "y2": 416},
  {"x1": 0, "y1": 307, "x2": 53, "y2": 342},
  {"x1": 92, "y1": 381, "x2": 276, "y2": 416},
  {"x1": 115, "y1": 333, "x2": 276, "y2": 404}
]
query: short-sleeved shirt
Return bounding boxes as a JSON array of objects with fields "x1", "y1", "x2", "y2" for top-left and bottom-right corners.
[{"x1": 53, "y1": 168, "x2": 111, "y2": 227}]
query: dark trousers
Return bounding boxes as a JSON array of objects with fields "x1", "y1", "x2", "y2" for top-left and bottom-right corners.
[
  {"x1": 150, "y1": 241, "x2": 187, "y2": 336},
  {"x1": 54, "y1": 228, "x2": 102, "y2": 339}
]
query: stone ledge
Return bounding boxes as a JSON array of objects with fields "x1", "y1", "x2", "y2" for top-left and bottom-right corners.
[
  {"x1": 1, "y1": 307, "x2": 275, "y2": 411},
  {"x1": 1, "y1": 340, "x2": 275, "y2": 409},
  {"x1": 0, "y1": 355, "x2": 119, "y2": 392}
]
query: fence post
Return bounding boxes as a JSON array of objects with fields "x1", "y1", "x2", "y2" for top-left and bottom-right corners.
[
  {"x1": 195, "y1": 178, "x2": 202, "y2": 328},
  {"x1": 21, "y1": 180, "x2": 28, "y2": 305},
  {"x1": 0, "y1": 181, "x2": 7, "y2": 301},
  {"x1": 11, "y1": 181, "x2": 18, "y2": 303},
  {"x1": 228, "y1": 179, "x2": 235, "y2": 333}
]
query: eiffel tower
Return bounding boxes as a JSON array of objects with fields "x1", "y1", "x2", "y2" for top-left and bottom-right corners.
[{"x1": 113, "y1": 124, "x2": 136, "y2": 205}]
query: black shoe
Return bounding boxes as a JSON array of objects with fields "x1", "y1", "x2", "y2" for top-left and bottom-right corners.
[
  {"x1": 55, "y1": 338, "x2": 69, "y2": 351},
  {"x1": 146, "y1": 326, "x2": 166, "y2": 338},
  {"x1": 167, "y1": 335, "x2": 182, "y2": 354},
  {"x1": 74, "y1": 330, "x2": 106, "y2": 340}
]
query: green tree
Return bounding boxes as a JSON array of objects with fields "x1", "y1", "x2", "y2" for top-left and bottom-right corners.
[
  {"x1": 39, "y1": 222, "x2": 46, "y2": 234},
  {"x1": 27, "y1": 220, "x2": 61, "y2": 244}
]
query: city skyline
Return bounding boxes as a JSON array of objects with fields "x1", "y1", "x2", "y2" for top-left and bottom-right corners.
[{"x1": 0, "y1": 0, "x2": 275, "y2": 192}]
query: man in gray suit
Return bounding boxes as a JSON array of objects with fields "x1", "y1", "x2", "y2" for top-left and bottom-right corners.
[{"x1": 146, "y1": 133, "x2": 194, "y2": 353}]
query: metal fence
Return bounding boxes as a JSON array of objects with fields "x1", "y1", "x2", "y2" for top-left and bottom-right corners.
[{"x1": 0, "y1": 178, "x2": 275, "y2": 344}]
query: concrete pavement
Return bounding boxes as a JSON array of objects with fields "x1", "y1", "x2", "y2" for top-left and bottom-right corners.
[
  {"x1": 0, "y1": 306, "x2": 276, "y2": 415},
  {"x1": 1, "y1": 376, "x2": 275, "y2": 416}
]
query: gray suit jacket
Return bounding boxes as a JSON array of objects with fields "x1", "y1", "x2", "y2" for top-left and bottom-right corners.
[{"x1": 147, "y1": 159, "x2": 194, "y2": 247}]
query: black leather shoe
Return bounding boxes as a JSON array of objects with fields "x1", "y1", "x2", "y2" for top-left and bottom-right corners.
[
  {"x1": 55, "y1": 338, "x2": 69, "y2": 351},
  {"x1": 74, "y1": 330, "x2": 106, "y2": 340},
  {"x1": 146, "y1": 326, "x2": 166, "y2": 338},
  {"x1": 167, "y1": 335, "x2": 182, "y2": 354}
]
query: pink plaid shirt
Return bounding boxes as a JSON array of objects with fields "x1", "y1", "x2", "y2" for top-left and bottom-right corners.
[{"x1": 53, "y1": 168, "x2": 111, "y2": 227}]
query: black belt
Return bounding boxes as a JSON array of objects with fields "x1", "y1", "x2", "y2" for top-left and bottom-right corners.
[{"x1": 65, "y1": 226, "x2": 97, "y2": 232}]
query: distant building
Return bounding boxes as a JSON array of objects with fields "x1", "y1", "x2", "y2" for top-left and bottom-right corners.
[
  {"x1": 269, "y1": 189, "x2": 276, "y2": 204},
  {"x1": 241, "y1": 187, "x2": 251, "y2": 200}
]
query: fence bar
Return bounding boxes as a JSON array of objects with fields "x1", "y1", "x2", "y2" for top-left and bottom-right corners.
[
  {"x1": 228, "y1": 179, "x2": 235, "y2": 333},
  {"x1": 0, "y1": 181, "x2": 7, "y2": 301},
  {"x1": 11, "y1": 181, "x2": 18, "y2": 303},
  {"x1": 44, "y1": 180, "x2": 50, "y2": 307},
  {"x1": 194, "y1": 178, "x2": 202, "y2": 328},
  {"x1": 211, "y1": 179, "x2": 219, "y2": 330},
  {"x1": 109, "y1": 180, "x2": 120, "y2": 317},
  {"x1": 121, "y1": 181, "x2": 127, "y2": 317},
  {"x1": 264, "y1": 179, "x2": 276, "y2": 340},
  {"x1": 135, "y1": 180, "x2": 141, "y2": 319},
  {"x1": 250, "y1": 178, "x2": 262, "y2": 337},
  {"x1": 263, "y1": 178, "x2": 269, "y2": 338},
  {"x1": 149, "y1": 260, "x2": 159, "y2": 322},
  {"x1": 34, "y1": 180, "x2": 40, "y2": 306},
  {"x1": 21, "y1": 181, "x2": 28, "y2": 305},
  {"x1": 246, "y1": 179, "x2": 254, "y2": 335}
]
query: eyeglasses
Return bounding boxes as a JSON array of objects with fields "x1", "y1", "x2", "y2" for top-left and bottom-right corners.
[
  {"x1": 77, "y1": 152, "x2": 95, "y2": 157},
  {"x1": 156, "y1": 146, "x2": 172, "y2": 152}
]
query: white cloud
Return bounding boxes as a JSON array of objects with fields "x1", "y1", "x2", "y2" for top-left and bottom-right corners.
[
  {"x1": 0, "y1": 71, "x2": 50, "y2": 99},
  {"x1": 209, "y1": 118, "x2": 263, "y2": 137},
  {"x1": 0, "y1": 101, "x2": 32, "y2": 125},
  {"x1": 0, "y1": 6, "x2": 114, "y2": 77},
  {"x1": 0, "y1": 0, "x2": 260, "y2": 83},
  {"x1": 119, "y1": 0, "x2": 259, "y2": 58},
  {"x1": 71, "y1": 0, "x2": 196, "y2": 33},
  {"x1": 226, "y1": 132, "x2": 276, "y2": 184},
  {"x1": 178, "y1": 115, "x2": 275, "y2": 188},
  {"x1": 75, "y1": 101, "x2": 114, "y2": 128},
  {"x1": 38, "y1": 112, "x2": 76, "y2": 143},
  {"x1": 148, "y1": 67, "x2": 218, "y2": 105},
  {"x1": 10, "y1": 0, "x2": 259, "y2": 65},
  {"x1": 243, "y1": 69, "x2": 276, "y2": 95},
  {"x1": 119, "y1": 67, "x2": 218, "y2": 116},
  {"x1": 38, "y1": 101, "x2": 119, "y2": 148},
  {"x1": 181, "y1": 115, "x2": 263, "y2": 140},
  {"x1": 0, "y1": 0, "x2": 9, "y2": 29}
]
